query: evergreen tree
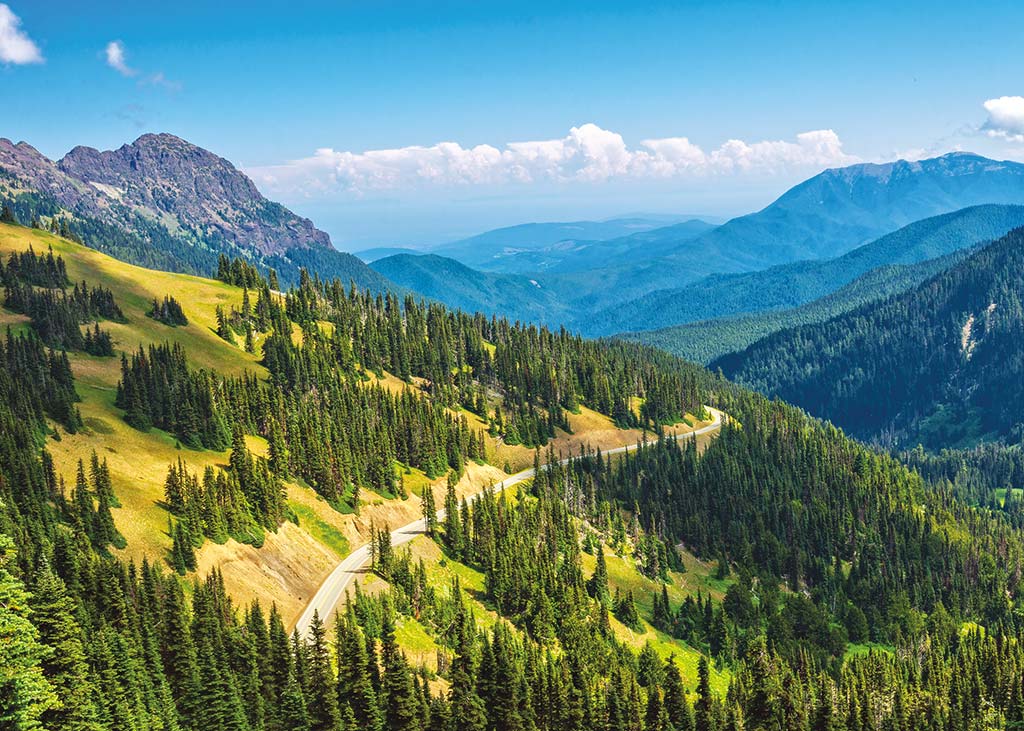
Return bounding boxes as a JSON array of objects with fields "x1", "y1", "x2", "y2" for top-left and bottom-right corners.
[
  {"x1": 30, "y1": 567, "x2": 101, "y2": 731},
  {"x1": 380, "y1": 610, "x2": 419, "y2": 731},
  {"x1": 587, "y1": 542, "x2": 611, "y2": 607},
  {"x1": 305, "y1": 611, "x2": 342, "y2": 731},
  {"x1": 0, "y1": 533, "x2": 57, "y2": 730}
]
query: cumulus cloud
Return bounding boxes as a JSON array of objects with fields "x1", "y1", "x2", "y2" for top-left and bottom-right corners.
[
  {"x1": 248, "y1": 124, "x2": 859, "y2": 197},
  {"x1": 105, "y1": 40, "x2": 136, "y2": 76},
  {"x1": 982, "y1": 96, "x2": 1024, "y2": 142},
  {"x1": 0, "y1": 3, "x2": 42, "y2": 65}
]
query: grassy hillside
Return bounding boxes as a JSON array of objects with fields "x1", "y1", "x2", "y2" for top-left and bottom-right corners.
[
  {"x1": 350, "y1": 494, "x2": 732, "y2": 695},
  {"x1": 0, "y1": 221, "x2": 702, "y2": 627}
]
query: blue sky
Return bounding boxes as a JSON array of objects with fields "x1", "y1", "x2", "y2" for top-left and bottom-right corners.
[{"x1": 3, "y1": 1, "x2": 1024, "y2": 249}]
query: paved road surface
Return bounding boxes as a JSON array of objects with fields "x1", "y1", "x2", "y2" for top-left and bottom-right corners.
[{"x1": 294, "y1": 407, "x2": 723, "y2": 636}]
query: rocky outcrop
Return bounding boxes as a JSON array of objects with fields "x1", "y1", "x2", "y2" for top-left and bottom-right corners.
[
  {"x1": 0, "y1": 138, "x2": 106, "y2": 216},
  {"x1": 57, "y1": 133, "x2": 330, "y2": 255}
]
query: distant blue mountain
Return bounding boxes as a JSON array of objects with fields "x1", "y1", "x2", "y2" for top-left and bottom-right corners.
[
  {"x1": 353, "y1": 246, "x2": 421, "y2": 262},
  {"x1": 369, "y1": 153, "x2": 1024, "y2": 338},
  {"x1": 429, "y1": 215, "x2": 711, "y2": 272},
  {"x1": 557, "y1": 152, "x2": 1024, "y2": 307},
  {"x1": 370, "y1": 253, "x2": 571, "y2": 326}
]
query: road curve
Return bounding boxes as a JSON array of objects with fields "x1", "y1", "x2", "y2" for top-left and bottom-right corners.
[{"x1": 294, "y1": 407, "x2": 724, "y2": 637}]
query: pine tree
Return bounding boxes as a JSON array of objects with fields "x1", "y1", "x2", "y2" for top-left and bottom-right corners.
[
  {"x1": 279, "y1": 667, "x2": 311, "y2": 731},
  {"x1": 305, "y1": 611, "x2": 342, "y2": 731},
  {"x1": 588, "y1": 543, "x2": 611, "y2": 607},
  {"x1": 30, "y1": 567, "x2": 101, "y2": 730},
  {"x1": 663, "y1": 656, "x2": 690, "y2": 731},
  {"x1": 380, "y1": 610, "x2": 419, "y2": 731},
  {"x1": 443, "y1": 474, "x2": 463, "y2": 558},
  {"x1": 695, "y1": 656, "x2": 715, "y2": 731},
  {"x1": 336, "y1": 605, "x2": 382, "y2": 731},
  {"x1": 448, "y1": 628, "x2": 487, "y2": 731},
  {"x1": 422, "y1": 484, "x2": 437, "y2": 537},
  {"x1": 0, "y1": 533, "x2": 57, "y2": 730},
  {"x1": 171, "y1": 521, "x2": 196, "y2": 574}
]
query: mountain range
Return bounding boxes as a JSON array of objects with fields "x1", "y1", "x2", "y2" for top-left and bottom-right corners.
[
  {"x1": 6, "y1": 127, "x2": 1024, "y2": 731},
  {"x1": 372, "y1": 152, "x2": 1024, "y2": 336},
  {"x1": 610, "y1": 203, "x2": 1024, "y2": 345},
  {"x1": 0, "y1": 133, "x2": 391, "y2": 290}
]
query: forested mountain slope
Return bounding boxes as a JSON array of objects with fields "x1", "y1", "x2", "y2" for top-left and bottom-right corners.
[
  {"x1": 599, "y1": 203, "x2": 1024, "y2": 337},
  {"x1": 524, "y1": 152, "x2": 1024, "y2": 327},
  {"x1": 0, "y1": 133, "x2": 394, "y2": 290},
  {"x1": 0, "y1": 216, "x2": 707, "y2": 614},
  {"x1": 370, "y1": 252, "x2": 574, "y2": 325},
  {"x1": 624, "y1": 248, "x2": 971, "y2": 363},
  {"x1": 715, "y1": 226, "x2": 1024, "y2": 448},
  {"x1": 6, "y1": 212, "x2": 1024, "y2": 729}
]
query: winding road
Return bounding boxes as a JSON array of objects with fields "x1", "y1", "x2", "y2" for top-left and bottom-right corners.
[{"x1": 294, "y1": 407, "x2": 723, "y2": 637}]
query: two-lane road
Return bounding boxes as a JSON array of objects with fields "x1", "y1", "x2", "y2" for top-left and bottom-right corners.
[{"x1": 294, "y1": 407, "x2": 723, "y2": 637}]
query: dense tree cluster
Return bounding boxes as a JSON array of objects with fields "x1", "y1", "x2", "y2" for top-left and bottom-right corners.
[
  {"x1": 9, "y1": 239, "x2": 1024, "y2": 729},
  {"x1": 1, "y1": 244, "x2": 68, "y2": 288},
  {"x1": 148, "y1": 294, "x2": 189, "y2": 326},
  {"x1": 216, "y1": 284, "x2": 275, "y2": 352},
  {"x1": 116, "y1": 342, "x2": 231, "y2": 449},
  {"x1": 217, "y1": 253, "x2": 275, "y2": 290},
  {"x1": 0, "y1": 327, "x2": 81, "y2": 431},
  {"x1": 901, "y1": 441, "x2": 1024, "y2": 526},
  {"x1": 3, "y1": 246, "x2": 123, "y2": 353},
  {"x1": 163, "y1": 425, "x2": 286, "y2": 563},
  {"x1": 280, "y1": 269, "x2": 702, "y2": 446}
]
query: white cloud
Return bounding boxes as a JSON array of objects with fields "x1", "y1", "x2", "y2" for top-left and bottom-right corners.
[
  {"x1": 982, "y1": 96, "x2": 1024, "y2": 142},
  {"x1": 105, "y1": 40, "x2": 136, "y2": 76},
  {"x1": 104, "y1": 40, "x2": 180, "y2": 90},
  {"x1": 248, "y1": 124, "x2": 859, "y2": 197},
  {"x1": 0, "y1": 4, "x2": 42, "y2": 65}
]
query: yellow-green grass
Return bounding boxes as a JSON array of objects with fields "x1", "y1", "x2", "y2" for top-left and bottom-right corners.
[
  {"x1": 408, "y1": 537, "x2": 504, "y2": 630},
  {"x1": 0, "y1": 223, "x2": 266, "y2": 561},
  {"x1": 581, "y1": 549, "x2": 731, "y2": 693},
  {"x1": 843, "y1": 642, "x2": 894, "y2": 662},
  {"x1": 290, "y1": 503, "x2": 350, "y2": 558},
  {"x1": 995, "y1": 488, "x2": 1023, "y2": 507},
  {"x1": 395, "y1": 617, "x2": 443, "y2": 672},
  {"x1": 1, "y1": 222, "x2": 717, "y2": 631}
]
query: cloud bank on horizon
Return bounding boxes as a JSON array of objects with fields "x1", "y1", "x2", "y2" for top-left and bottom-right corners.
[{"x1": 249, "y1": 125, "x2": 860, "y2": 198}]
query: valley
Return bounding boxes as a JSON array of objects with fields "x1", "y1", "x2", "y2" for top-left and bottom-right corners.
[
  {"x1": 4, "y1": 122, "x2": 1024, "y2": 731},
  {"x1": 0, "y1": 219, "x2": 713, "y2": 631}
]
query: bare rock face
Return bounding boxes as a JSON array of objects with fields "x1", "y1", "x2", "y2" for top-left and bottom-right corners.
[
  {"x1": 0, "y1": 133, "x2": 394, "y2": 291},
  {"x1": 57, "y1": 133, "x2": 330, "y2": 255},
  {"x1": 0, "y1": 138, "x2": 106, "y2": 216}
]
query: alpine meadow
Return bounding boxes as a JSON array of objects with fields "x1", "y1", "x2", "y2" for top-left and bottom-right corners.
[{"x1": 4, "y1": 3, "x2": 1024, "y2": 731}]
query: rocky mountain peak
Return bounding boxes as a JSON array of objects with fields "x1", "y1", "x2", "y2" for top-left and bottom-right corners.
[{"x1": 55, "y1": 132, "x2": 330, "y2": 255}]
